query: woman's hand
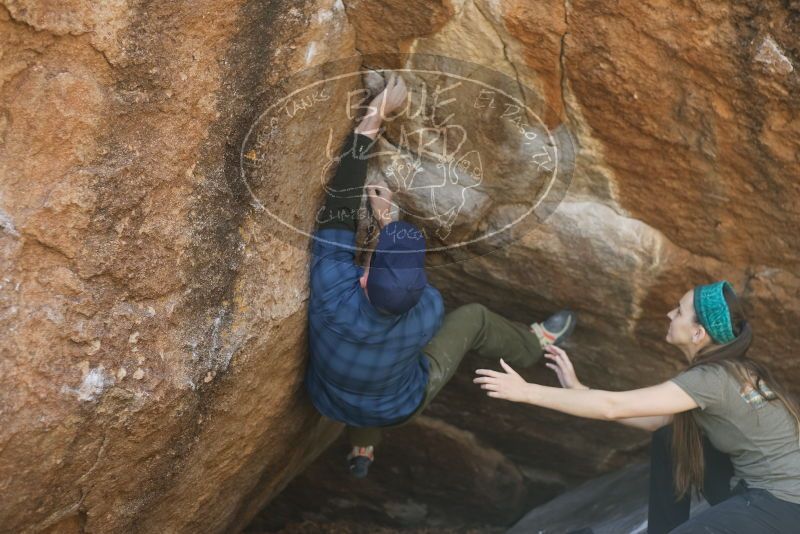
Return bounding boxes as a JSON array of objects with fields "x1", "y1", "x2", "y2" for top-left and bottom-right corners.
[
  {"x1": 474, "y1": 359, "x2": 532, "y2": 403},
  {"x1": 544, "y1": 345, "x2": 589, "y2": 390}
]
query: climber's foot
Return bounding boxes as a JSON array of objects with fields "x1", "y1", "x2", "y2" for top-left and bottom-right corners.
[
  {"x1": 530, "y1": 310, "x2": 576, "y2": 348},
  {"x1": 347, "y1": 446, "x2": 374, "y2": 479}
]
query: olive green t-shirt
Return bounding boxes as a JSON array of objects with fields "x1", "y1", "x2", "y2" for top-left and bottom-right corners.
[{"x1": 671, "y1": 364, "x2": 800, "y2": 504}]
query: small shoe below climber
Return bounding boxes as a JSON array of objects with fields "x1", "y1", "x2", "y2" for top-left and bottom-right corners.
[
  {"x1": 347, "y1": 446, "x2": 374, "y2": 479},
  {"x1": 305, "y1": 71, "x2": 577, "y2": 479}
]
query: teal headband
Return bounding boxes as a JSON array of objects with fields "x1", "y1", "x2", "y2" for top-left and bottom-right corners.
[{"x1": 693, "y1": 280, "x2": 736, "y2": 344}]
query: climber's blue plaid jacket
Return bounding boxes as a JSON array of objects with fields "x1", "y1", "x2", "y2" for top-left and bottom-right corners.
[
  {"x1": 305, "y1": 228, "x2": 444, "y2": 427},
  {"x1": 304, "y1": 131, "x2": 445, "y2": 427}
]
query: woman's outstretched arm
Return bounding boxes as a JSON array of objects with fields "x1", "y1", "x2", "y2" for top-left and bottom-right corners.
[
  {"x1": 474, "y1": 357, "x2": 697, "y2": 421},
  {"x1": 542, "y1": 345, "x2": 674, "y2": 431}
]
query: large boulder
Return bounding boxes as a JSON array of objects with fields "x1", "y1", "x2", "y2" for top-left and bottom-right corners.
[
  {"x1": 260, "y1": 0, "x2": 800, "y2": 530},
  {"x1": 1, "y1": 1, "x2": 353, "y2": 532}
]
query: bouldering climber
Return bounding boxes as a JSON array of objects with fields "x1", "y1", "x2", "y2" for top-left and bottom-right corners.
[
  {"x1": 305, "y1": 72, "x2": 576, "y2": 478},
  {"x1": 475, "y1": 280, "x2": 800, "y2": 533}
]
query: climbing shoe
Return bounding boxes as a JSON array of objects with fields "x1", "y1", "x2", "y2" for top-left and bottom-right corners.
[
  {"x1": 530, "y1": 309, "x2": 576, "y2": 347},
  {"x1": 347, "y1": 446, "x2": 374, "y2": 479}
]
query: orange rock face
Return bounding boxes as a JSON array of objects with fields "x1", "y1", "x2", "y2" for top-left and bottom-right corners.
[
  {"x1": 2, "y1": 0, "x2": 798, "y2": 532},
  {"x1": 0, "y1": 1, "x2": 351, "y2": 532}
]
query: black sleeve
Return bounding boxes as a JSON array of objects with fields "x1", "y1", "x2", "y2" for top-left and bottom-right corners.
[{"x1": 316, "y1": 131, "x2": 376, "y2": 232}]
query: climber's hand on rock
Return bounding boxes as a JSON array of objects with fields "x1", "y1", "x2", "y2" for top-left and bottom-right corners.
[
  {"x1": 474, "y1": 359, "x2": 531, "y2": 403},
  {"x1": 544, "y1": 345, "x2": 588, "y2": 390},
  {"x1": 373, "y1": 72, "x2": 408, "y2": 117},
  {"x1": 355, "y1": 73, "x2": 407, "y2": 138},
  {"x1": 366, "y1": 180, "x2": 394, "y2": 229}
]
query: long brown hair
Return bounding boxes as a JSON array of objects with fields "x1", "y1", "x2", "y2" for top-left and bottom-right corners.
[{"x1": 671, "y1": 283, "x2": 800, "y2": 499}]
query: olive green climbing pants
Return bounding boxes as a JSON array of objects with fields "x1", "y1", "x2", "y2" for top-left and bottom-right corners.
[{"x1": 347, "y1": 302, "x2": 544, "y2": 447}]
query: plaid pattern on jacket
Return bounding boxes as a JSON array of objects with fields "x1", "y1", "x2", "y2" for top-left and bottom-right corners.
[{"x1": 305, "y1": 227, "x2": 444, "y2": 427}]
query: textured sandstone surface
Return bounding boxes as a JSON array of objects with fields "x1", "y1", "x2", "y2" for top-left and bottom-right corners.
[
  {"x1": 1, "y1": 0, "x2": 798, "y2": 533},
  {"x1": 1, "y1": 1, "x2": 351, "y2": 532}
]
